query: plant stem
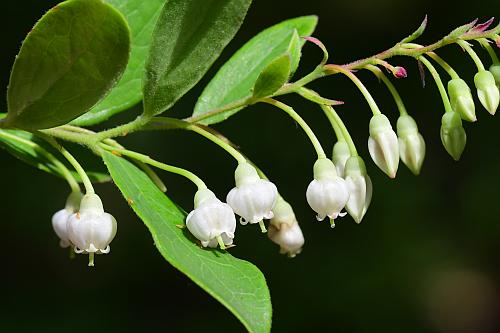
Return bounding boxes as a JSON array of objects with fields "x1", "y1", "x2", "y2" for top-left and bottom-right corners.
[
  {"x1": 188, "y1": 125, "x2": 247, "y2": 164},
  {"x1": 325, "y1": 65, "x2": 382, "y2": 115},
  {"x1": 426, "y1": 52, "x2": 460, "y2": 79},
  {"x1": 0, "y1": 130, "x2": 80, "y2": 192},
  {"x1": 44, "y1": 136, "x2": 94, "y2": 194},
  {"x1": 320, "y1": 105, "x2": 358, "y2": 156},
  {"x1": 418, "y1": 56, "x2": 453, "y2": 113},
  {"x1": 262, "y1": 98, "x2": 326, "y2": 159},
  {"x1": 478, "y1": 38, "x2": 500, "y2": 63},
  {"x1": 92, "y1": 115, "x2": 151, "y2": 142},
  {"x1": 457, "y1": 40, "x2": 486, "y2": 71},
  {"x1": 100, "y1": 144, "x2": 207, "y2": 190},
  {"x1": 365, "y1": 65, "x2": 408, "y2": 115}
]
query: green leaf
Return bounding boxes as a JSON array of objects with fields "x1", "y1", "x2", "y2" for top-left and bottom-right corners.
[
  {"x1": 143, "y1": 0, "x2": 252, "y2": 116},
  {"x1": 192, "y1": 16, "x2": 318, "y2": 125},
  {"x1": 0, "y1": 129, "x2": 110, "y2": 183},
  {"x1": 4, "y1": 0, "x2": 130, "y2": 130},
  {"x1": 72, "y1": 0, "x2": 164, "y2": 126},
  {"x1": 252, "y1": 54, "x2": 291, "y2": 99},
  {"x1": 102, "y1": 152, "x2": 272, "y2": 333}
]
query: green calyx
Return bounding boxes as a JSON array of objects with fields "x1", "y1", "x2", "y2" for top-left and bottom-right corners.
[
  {"x1": 474, "y1": 70, "x2": 500, "y2": 115},
  {"x1": 447, "y1": 78, "x2": 476, "y2": 122},
  {"x1": 440, "y1": 112, "x2": 466, "y2": 161},
  {"x1": 313, "y1": 158, "x2": 337, "y2": 180},
  {"x1": 79, "y1": 193, "x2": 104, "y2": 214},
  {"x1": 369, "y1": 114, "x2": 392, "y2": 137},
  {"x1": 271, "y1": 197, "x2": 296, "y2": 227},
  {"x1": 193, "y1": 188, "x2": 217, "y2": 208},
  {"x1": 66, "y1": 191, "x2": 83, "y2": 211},
  {"x1": 344, "y1": 156, "x2": 368, "y2": 177},
  {"x1": 396, "y1": 115, "x2": 419, "y2": 136},
  {"x1": 489, "y1": 63, "x2": 500, "y2": 88},
  {"x1": 234, "y1": 162, "x2": 260, "y2": 187}
]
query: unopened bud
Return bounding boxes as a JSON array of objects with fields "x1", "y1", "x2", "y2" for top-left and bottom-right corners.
[
  {"x1": 397, "y1": 115, "x2": 426, "y2": 175},
  {"x1": 474, "y1": 70, "x2": 500, "y2": 115},
  {"x1": 344, "y1": 156, "x2": 372, "y2": 223},
  {"x1": 448, "y1": 78, "x2": 476, "y2": 122},
  {"x1": 332, "y1": 141, "x2": 351, "y2": 178},
  {"x1": 490, "y1": 63, "x2": 500, "y2": 89},
  {"x1": 440, "y1": 112, "x2": 467, "y2": 161},
  {"x1": 368, "y1": 114, "x2": 399, "y2": 178}
]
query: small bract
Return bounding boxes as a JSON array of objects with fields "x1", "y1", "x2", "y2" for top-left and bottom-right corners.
[
  {"x1": 186, "y1": 188, "x2": 236, "y2": 249},
  {"x1": 67, "y1": 193, "x2": 117, "y2": 266},
  {"x1": 227, "y1": 162, "x2": 278, "y2": 232},
  {"x1": 306, "y1": 158, "x2": 349, "y2": 226},
  {"x1": 52, "y1": 191, "x2": 82, "y2": 248}
]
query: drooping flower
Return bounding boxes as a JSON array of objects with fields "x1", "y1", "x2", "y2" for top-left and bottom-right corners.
[
  {"x1": 306, "y1": 158, "x2": 349, "y2": 226},
  {"x1": 368, "y1": 114, "x2": 399, "y2": 178},
  {"x1": 474, "y1": 70, "x2": 499, "y2": 115},
  {"x1": 268, "y1": 196, "x2": 304, "y2": 257},
  {"x1": 227, "y1": 162, "x2": 278, "y2": 232},
  {"x1": 440, "y1": 111, "x2": 467, "y2": 161},
  {"x1": 332, "y1": 140, "x2": 351, "y2": 178},
  {"x1": 67, "y1": 193, "x2": 117, "y2": 266},
  {"x1": 52, "y1": 191, "x2": 82, "y2": 248},
  {"x1": 344, "y1": 156, "x2": 372, "y2": 223},
  {"x1": 186, "y1": 188, "x2": 236, "y2": 249},
  {"x1": 448, "y1": 78, "x2": 476, "y2": 122},
  {"x1": 397, "y1": 114, "x2": 426, "y2": 175}
]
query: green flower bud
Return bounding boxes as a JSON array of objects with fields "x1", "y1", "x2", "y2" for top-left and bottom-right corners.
[
  {"x1": 474, "y1": 70, "x2": 500, "y2": 115},
  {"x1": 344, "y1": 156, "x2": 372, "y2": 223},
  {"x1": 397, "y1": 115, "x2": 426, "y2": 175},
  {"x1": 440, "y1": 112, "x2": 467, "y2": 161},
  {"x1": 447, "y1": 78, "x2": 476, "y2": 122},
  {"x1": 332, "y1": 141, "x2": 351, "y2": 178},
  {"x1": 490, "y1": 63, "x2": 500, "y2": 89},
  {"x1": 368, "y1": 114, "x2": 399, "y2": 178}
]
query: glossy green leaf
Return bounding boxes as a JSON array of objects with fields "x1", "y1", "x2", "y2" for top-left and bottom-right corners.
[
  {"x1": 192, "y1": 16, "x2": 318, "y2": 125},
  {"x1": 0, "y1": 129, "x2": 110, "y2": 183},
  {"x1": 73, "y1": 0, "x2": 164, "y2": 126},
  {"x1": 143, "y1": 0, "x2": 252, "y2": 116},
  {"x1": 4, "y1": 0, "x2": 130, "y2": 130},
  {"x1": 253, "y1": 54, "x2": 291, "y2": 99},
  {"x1": 102, "y1": 152, "x2": 271, "y2": 333}
]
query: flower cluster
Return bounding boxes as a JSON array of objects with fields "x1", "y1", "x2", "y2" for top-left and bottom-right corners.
[{"x1": 52, "y1": 192, "x2": 117, "y2": 266}]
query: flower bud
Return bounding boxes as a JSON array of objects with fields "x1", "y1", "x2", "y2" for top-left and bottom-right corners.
[
  {"x1": 344, "y1": 156, "x2": 372, "y2": 223},
  {"x1": 447, "y1": 78, "x2": 476, "y2": 122},
  {"x1": 368, "y1": 114, "x2": 399, "y2": 178},
  {"x1": 52, "y1": 191, "x2": 82, "y2": 248},
  {"x1": 332, "y1": 141, "x2": 351, "y2": 178},
  {"x1": 227, "y1": 162, "x2": 278, "y2": 230},
  {"x1": 397, "y1": 115, "x2": 426, "y2": 175},
  {"x1": 67, "y1": 193, "x2": 117, "y2": 266},
  {"x1": 270, "y1": 197, "x2": 296, "y2": 228},
  {"x1": 440, "y1": 112, "x2": 467, "y2": 161},
  {"x1": 474, "y1": 70, "x2": 499, "y2": 115},
  {"x1": 306, "y1": 158, "x2": 349, "y2": 225},
  {"x1": 187, "y1": 188, "x2": 236, "y2": 249},
  {"x1": 268, "y1": 222, "x2": 304, "y2": 258},
  {"x1": 490, "y1": 63, "x2": 500, "y2": 88}
]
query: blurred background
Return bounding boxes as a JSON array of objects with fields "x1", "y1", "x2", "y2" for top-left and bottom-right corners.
[{"x1": 1, "y1": 0, "x2": 500, "y2": 332}]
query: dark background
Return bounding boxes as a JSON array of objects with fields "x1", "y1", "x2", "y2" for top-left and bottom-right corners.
[{"x1": 1, "y1": 0, "x2": 500, "y2": 332}]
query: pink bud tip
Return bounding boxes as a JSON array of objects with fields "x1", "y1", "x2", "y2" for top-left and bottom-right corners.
[
  {"x1": 472, "y1": 17, "x2": 495, "y2": 33},
  {"x1": 394, "y1": 67, "x2": 407, "y2": 78}
]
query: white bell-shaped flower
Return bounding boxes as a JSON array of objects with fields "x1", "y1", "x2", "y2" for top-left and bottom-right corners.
[
  {"x1": 474, "y1": 70, "x2": 499, "y2": 115},
  {"x1": 306, "y1": 158, "x2": 349, "y2": 226},
  {"x1": 186, "y1": 188, "x2": 236, "y2": 249},
  {"x1": 397, "y1": 115, "x2": 426, "y2": 175},
  {"x1": 344, "y1": 156, "x2": 373, "y2": 223},
  {"x1": 268, "y1": 222, "x2": 305, "y2": 258},
  {"x1": 52, "y1": 191, "x2": 82, "y2": 248},
  {"x1": 269, "y1": 197, "x2": 304, "y2": 257},
  {"x1": 226, "y1": 162, "x2": 278, "y2": 232},
  {"x1": 368, "y1": 114, "x2": 399, "y2": 178},
  {"x1": 67, "y1": 193, "x2": 117, "y2": 266},
  {"x1": 332, "y1": 140, "x2": 351, "y2": 178}
]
